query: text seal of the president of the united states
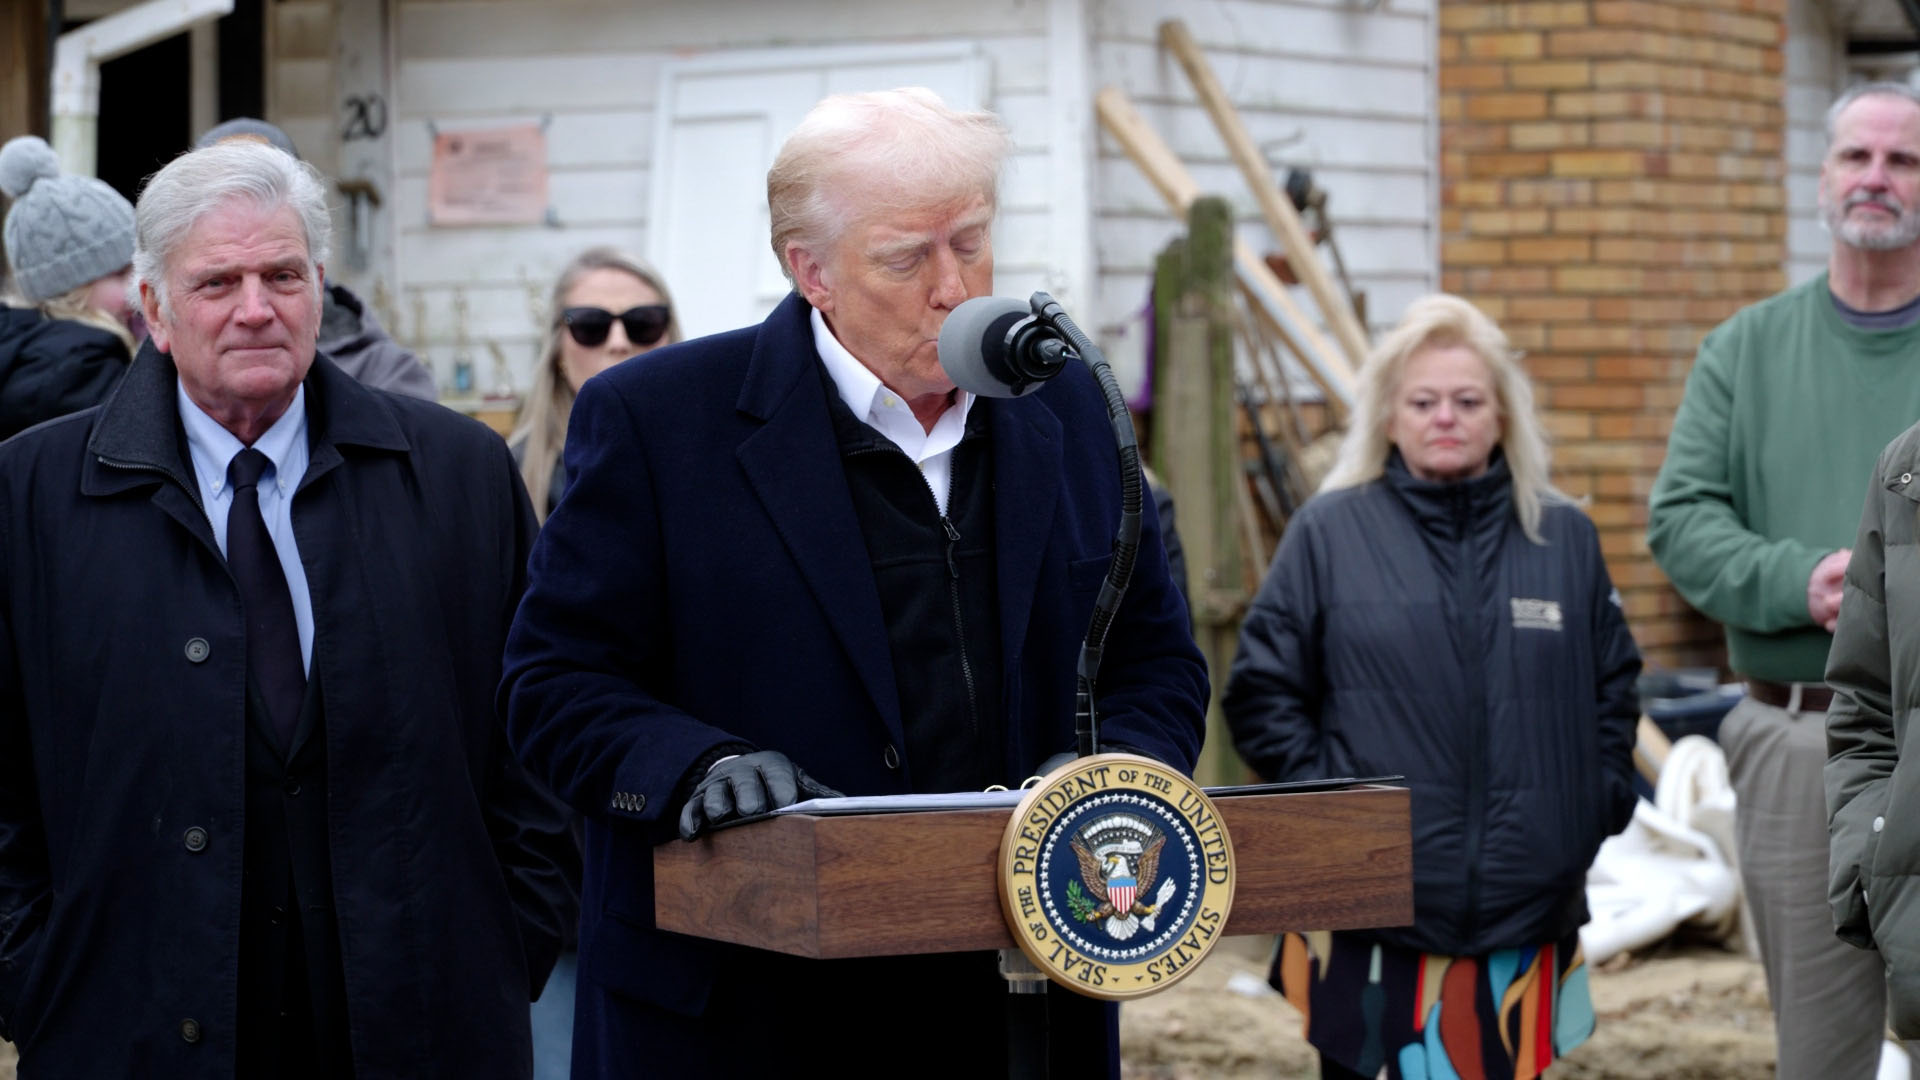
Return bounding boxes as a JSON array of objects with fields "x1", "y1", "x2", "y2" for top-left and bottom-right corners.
[{"x1": 998, "y1": 753, "x2": 1235, "y2": 999}]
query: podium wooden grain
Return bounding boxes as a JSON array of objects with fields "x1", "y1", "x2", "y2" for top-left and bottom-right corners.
[{"x1": 653, "y1": 784, "x2": 1411, "y2": 959}]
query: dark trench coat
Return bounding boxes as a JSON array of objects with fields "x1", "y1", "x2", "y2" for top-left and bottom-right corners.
[{"x1": 0, "y1": 348, "x2": 577, "y2": 1077}]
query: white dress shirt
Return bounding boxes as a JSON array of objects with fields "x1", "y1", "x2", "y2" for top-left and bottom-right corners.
[{"x1": 811, "y1": 307, "x2": 974, "y2": 515}]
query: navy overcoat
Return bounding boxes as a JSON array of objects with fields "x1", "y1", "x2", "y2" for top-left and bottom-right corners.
[
  {"x1": 0, "y1": 349, "x2": 577, "y2": 1077},
  {"x1": 501, "y1": 293, "x2": 1208, "y2": 1069}
]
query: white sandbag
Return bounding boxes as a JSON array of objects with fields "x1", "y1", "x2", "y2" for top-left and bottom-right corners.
[
  {"x1": 1881, "y1": 1039, "x2": 1912, "y2": 1080},
  {"x1": 1581, "y1": 790, "x2": 1742, "y2": 966}
]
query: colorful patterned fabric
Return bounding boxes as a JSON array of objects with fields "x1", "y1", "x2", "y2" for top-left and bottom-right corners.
[{"x1": 1275, "y1": 929, "x2": 1594, "y2": 1080}]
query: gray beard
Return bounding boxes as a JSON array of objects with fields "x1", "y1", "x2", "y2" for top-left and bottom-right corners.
[{"x1": 1823, "y1": 199, "x2": 1920, "y2": 251}]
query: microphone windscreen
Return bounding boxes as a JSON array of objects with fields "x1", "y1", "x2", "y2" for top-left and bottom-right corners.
[{"x1": 939, "y1": 296, "x2": 1042, "y2": 398}]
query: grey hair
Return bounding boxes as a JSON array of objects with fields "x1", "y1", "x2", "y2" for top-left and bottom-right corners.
[
  {"x1": 1320, "y1": 294, "x2": 1571, "y2": 544},
  {"x1": 1825, "y1": 81, "x2": 1920, "y2": 145},
  {"x1": 508, "y1": 246, "x2": 681, "y2": 522},
  {"x1": 133, "y1": 139, "x2": 332, "y2": 317},
  {"x1": 767, "y1": 87, "x2": 1010, "y2": 283}
]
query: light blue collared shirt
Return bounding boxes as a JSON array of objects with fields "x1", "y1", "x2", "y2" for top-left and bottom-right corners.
[{"x1": 179, "y1": 382, "x2": 314, "y2": 672}]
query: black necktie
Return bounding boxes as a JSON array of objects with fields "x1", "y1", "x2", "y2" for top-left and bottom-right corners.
[{"x1": 227, "y1": 448, "x2": 305, "y2": 748}]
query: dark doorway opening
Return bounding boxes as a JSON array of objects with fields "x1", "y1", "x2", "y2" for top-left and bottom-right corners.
[{"x1": 74, "y1": 0, "x2": 263, "y2": 203}]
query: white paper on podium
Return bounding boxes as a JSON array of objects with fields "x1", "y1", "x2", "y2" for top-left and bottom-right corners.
[{"x1": 772, "y1": 790, "x2": 1029, "y2": 816}]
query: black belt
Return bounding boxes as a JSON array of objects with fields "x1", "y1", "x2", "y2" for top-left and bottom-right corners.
[{"x1": 1743, "y1": 677, "x2": 1834, "y2": 712}]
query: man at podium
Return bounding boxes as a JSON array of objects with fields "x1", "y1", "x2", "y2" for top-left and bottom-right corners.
[{"x1": 501, "y1": 87, "x2": 1208, "y2": 1078}]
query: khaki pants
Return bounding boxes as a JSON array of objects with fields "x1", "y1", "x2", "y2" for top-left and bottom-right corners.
[{"x1": 1722, "y1": 694, "x2": 1893, "y2": 1079}]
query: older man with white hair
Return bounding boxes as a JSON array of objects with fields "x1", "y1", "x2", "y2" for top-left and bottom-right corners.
[
  {"x1": 0, "y1": 139, "x2": 576, "y2": 1078},
  {"x1": 503, "y1": 87, "x2": 1206, "y2": 1077}
]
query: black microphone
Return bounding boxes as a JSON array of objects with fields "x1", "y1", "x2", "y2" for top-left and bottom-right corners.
[{"x1": 938, "y1": 296, "x2": 1077, "y2": 398}]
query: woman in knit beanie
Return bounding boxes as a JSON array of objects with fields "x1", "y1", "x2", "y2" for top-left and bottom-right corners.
[{"x1": 0, "y1": 134, "x2": 138, "y2": 440}]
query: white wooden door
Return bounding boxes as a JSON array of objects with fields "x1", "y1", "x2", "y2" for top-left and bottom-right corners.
[{"x1": 649, "y1": 43, "x2": 987, "y2": 339}]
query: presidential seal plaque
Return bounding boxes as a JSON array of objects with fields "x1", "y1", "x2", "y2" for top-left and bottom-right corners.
[{"x1": 998, "y1": 753, "x2": 1235, "y2": 999}]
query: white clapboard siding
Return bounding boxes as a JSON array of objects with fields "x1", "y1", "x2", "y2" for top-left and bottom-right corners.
[
  {"x1": 398, "y1": 0, "x2": 1045, "y2": 60},
  {"x1": 394, "y1": 110, "x2": 655, "y2": 170},
  {"x1": 1091, "y1": 0, "x2": 1438, "y2": 396},
  {"x1": 1101, "y1": 164, "x2": 1430, "y2": 230},
  {"x1": 1098, "y1": 43, "x2": 1431, "y2": 120},
  {"x1": 1784, "y1": 0, "x2": 1843, "y2": 287},
  {"x1": 391, "y1": 1, "x2": 1063, "y2": 391},
  {"x1": 1108, "y1": 102, "x2": 1433, "y2": 172},
  {"x1": 1097, "y1": 217, "x2": 1430, "y2": 282},
  {"x1": 397, "y1": 227, "x2": 650, "y2": 291},
  {"x1": 1098, "y1": 0, "x2": 1431, "y2": 64},
  {"x1": 396, "y1": 169, "x2": 650, "y2": 231},
  {"x1": 399, "y1": 55, "x2": 663, "y2": 115},
  {"x1": 387, "y1": 0, "x2": 1436, "y2": 401}
]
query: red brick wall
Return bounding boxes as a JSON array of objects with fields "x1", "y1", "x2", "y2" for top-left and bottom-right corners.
[{"x1": 1437, "y1": 0, "x2": 1789, "y2": 669}]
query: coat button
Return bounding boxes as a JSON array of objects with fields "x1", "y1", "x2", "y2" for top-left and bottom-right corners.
[
  {"x1": 183, "y1": 826, "x2": 209, "y2": 852},
  {"x1": 882, "y1": 744, "x2": 901, "y2": 770},
  {"x1": 1874, "y1": 816, "x2": 1886, "y2": 833},
  {"x1": 184, "y1": 637, "x2": 210, "y2": 663},
  {"x1": 179, "y1": 1018, "x2": 202, "y2": 1043},
  {"x1": 1903, "y1": 474, "x2": 1914, "y2": 485},
  {"x1": 283, "y1": 782, "x2": 301, "y2": 797}
]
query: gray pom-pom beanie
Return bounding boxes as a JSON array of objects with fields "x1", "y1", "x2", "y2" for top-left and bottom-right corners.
[{"x1": 0, "y1": 135, "x2": 136, "y2": 304}]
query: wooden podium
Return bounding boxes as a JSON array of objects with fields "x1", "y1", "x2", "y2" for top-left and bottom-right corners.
[{"x1": 654, "y1": 783, "x2": 1412, "y2": 960}]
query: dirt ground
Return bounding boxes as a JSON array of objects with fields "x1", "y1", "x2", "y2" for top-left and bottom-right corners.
[
  {"x1": 0, "y1": 939, "x2": 1768, "y2": 1079},
  {"x1": 1121, "y1": 935, "x2": 1776, "y2": 1080}
]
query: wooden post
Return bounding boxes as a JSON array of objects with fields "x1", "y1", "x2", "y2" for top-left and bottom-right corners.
[
  {"x1": 2, "y1": 0, "x2": 50, "y2": 295},
  {"x1": 3, "y1": 2, "x2": 49, "y2": 143},
  {"x1": 1154, "y1": 196, "x2": 1246, "y2": 788}
]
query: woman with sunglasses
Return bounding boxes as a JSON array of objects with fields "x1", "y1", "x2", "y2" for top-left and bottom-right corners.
[
  {"x1": 514, "y1": 248, "x2": 677, "y2": 1078},
  {"x1": 511, "y1": 246, "x2": 681, "y2": 522}
]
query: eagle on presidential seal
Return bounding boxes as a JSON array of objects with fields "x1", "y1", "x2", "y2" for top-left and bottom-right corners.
[{"x1": 1069, "y1": 822, "x2": 1180, "y2": 941}]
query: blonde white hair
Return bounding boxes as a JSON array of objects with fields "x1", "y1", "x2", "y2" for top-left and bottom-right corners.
[
  {"x1": 767, "y1": 87, "x2": 1010, "y2": 282},
  {"x1": 1320, "y1": 294, "x2": 1570, "y2": 544},
  {"x1": 508, "y1": 247, "x2": 681, "y2": 522}
]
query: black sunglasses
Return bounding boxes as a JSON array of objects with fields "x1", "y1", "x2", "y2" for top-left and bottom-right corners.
[{"x1": 562, "y1": 304, "x2": 671, "y2": 348}]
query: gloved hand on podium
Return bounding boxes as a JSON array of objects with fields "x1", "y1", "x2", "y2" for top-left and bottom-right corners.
[{"x1": 677, "y1": 750, "x2": 843, "y2": 840}]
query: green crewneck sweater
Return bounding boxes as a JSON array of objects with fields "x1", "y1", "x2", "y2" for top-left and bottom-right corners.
[{"x1": 1649, "y1": 271, "x2": 1920, "y2": 683}]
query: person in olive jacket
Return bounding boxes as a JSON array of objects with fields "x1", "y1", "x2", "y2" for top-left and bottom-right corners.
[
  {"x1": 1826, "y1": 417, "x2": 1920, "y2": 1041},
  {"x1": 1224, "y1": 295, "x2": 1641, "y2": 1080}
]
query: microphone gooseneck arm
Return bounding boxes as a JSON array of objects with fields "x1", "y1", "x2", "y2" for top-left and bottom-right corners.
[{"x1": 1027, "y1": 292, "x2": 1144, "y2": 760}]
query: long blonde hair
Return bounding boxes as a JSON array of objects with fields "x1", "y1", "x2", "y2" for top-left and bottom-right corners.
[
  {"x1": 510, "y1": 247, "x2": 681, "y2": 521},
  {"x1": 4, "y1": 279, "x2": 135, "y2": 356},
  {"x1": 1320, "y1": 294, "x2": 1569, "y2": 543}
]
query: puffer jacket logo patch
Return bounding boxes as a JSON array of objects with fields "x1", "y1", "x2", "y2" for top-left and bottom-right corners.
[{"x1": 1511, "y1": 597, "x2": 1564, "y2": 631}]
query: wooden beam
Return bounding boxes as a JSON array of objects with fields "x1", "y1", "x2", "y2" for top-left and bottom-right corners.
[
  {"x1": 3, "y1": 1, "x2": 49, "y2": 139},
  {"x1": 1095, "y1": 85, "x2": 1356, "y2": 402},
  {"x1": 1158, "y1": 18, "x2": 1373, "y2": 372},
  {"x1": 1, "y1": 1, "x2": 49, "y2": 294}
]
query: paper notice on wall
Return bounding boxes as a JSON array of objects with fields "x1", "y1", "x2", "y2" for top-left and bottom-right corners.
[{"x1": 428, "y1": 124, "x2": 549, "y2": 226}]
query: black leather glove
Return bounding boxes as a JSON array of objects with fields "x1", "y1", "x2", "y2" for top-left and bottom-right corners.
[{"x1": 677, "y1": 751, "x2": 843, "y2": 840}]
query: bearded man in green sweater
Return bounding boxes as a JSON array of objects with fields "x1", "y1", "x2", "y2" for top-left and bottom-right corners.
[{"x1": 1650, "y1": 82, "x2": 1920, "y2": 1079}]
